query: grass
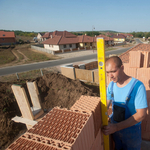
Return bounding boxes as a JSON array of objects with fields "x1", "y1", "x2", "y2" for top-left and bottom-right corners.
[
  {"x1": 0, "y1": 49, "x2": 16, "y2": 65},
  {"x1": 20, "y1": 48, "x2": 51, "y2": 62},
  {"x1": 13, "y1": 49, "x2": 24, "y2": 61},
  {"x1": 0, "y1": 67, "x2": 58, "y2": 82}
]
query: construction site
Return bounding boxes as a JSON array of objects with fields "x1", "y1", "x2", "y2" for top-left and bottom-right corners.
[{"x1": 0, "y1": 43, "x2": 150, "y2": 150}]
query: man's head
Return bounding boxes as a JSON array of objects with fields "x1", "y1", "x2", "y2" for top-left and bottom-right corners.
[{"x1": 106, "y1": 56, "x2": 124, "y2": 83}]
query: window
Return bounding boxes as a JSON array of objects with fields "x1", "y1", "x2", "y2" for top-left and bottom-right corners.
[
  {"x1": 85, "y1": 43, "x2": 87, "y2": 46},
  {"x1": 64, "y1": 45, "x2": 66, "y2": 48},
  {"x1": 69, "y1": 44, "x2": 72, "y2": 48}
]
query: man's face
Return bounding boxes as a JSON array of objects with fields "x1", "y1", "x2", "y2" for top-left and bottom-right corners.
[{"x1": 106, "y1": 61, "x2": 123, "y2": 83}]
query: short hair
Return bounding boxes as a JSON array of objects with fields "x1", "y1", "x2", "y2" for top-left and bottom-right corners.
[{"x1": 106, "y1": 56, "x2": 123, "y2": 68}]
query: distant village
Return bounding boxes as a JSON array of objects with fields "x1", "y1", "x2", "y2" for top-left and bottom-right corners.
[{"x1": 0, "y1": 30, "x2": 134, "y2": 52}]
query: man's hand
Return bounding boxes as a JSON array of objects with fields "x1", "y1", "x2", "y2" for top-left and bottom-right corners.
[{"x1": 102, "y1": 123, "x2": 118, "y2": 135}]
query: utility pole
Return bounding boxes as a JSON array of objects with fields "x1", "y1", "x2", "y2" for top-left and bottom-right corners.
[{"x1": 92, "y1": 25, "x2": 95, "y2": 53}]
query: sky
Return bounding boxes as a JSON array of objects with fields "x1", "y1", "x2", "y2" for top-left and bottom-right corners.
[{"x1": 0, "y1": 0, "x2": 150, "y2": 33}]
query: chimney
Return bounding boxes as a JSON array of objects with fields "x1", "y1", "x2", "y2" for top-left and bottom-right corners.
[{"x1": 51, "y1": 35, "x2": 53, "y2": 39}]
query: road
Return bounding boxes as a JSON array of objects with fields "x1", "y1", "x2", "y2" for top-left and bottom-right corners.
[
  {"x1": 0, "y1": 47, "x2": 133, "y2": 76},
  {"x1": 0, "y1": 38, "x2": 143, "y2": 76}
]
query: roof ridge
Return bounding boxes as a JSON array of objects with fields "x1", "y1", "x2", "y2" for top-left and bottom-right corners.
[{"x1": 57, "y1": 36, "x2": 62, "y2": 45}]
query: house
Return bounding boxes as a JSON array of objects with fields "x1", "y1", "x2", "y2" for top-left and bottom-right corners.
[
  {"x1": 37, "y1": 32, "x2": 45, "y2": 41},
  {"x1": 42, "y1": 31, "x2": 115, "y2": 52},
  {"x1": 112, "y1": 34, "x2": 126, "y2": 44},
  {"x1": 97, "y1": 34, "x2": 114, "y2": 46},
  {"x1": 42, "y1": 35, "x2": 79, "y2": 51},
  {"x1": 78, "y1": 35, "x2": 95, "y2": 48},
  {"x1": 105, "y1": 32, "x2": 115, "y2": 37},
  {"x1": 0, "y1": 31, "x2": 16, "y2": 45},
  {"x1": 126, "y1": 33, "x2": 133, "y2": 39}
]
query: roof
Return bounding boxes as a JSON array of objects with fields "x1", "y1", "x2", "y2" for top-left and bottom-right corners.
[
  {"x1": 119, "y1": 44, "x2": 150, "y2": 63},
  {"x1": 38, "y1": 32, "x2": 45, "y2": 36},
  {"x1": 97, "y1": 34, "x2": 114, "y2": 41},
  {"x1": 0, "y1": 31, "x2": 15, "y2": 38},
  {"x1": 105, "y1": 32, "x2": 115, "y2": 37},
  {"x1": 42, "y1": 30, "x2": 77, "y2": 38},
  {"x1": 42, "y1": 35, "x2": 79, "y2": 45},
  {"x1": 78, "y1": 35, "x2": 94, "y2": 43},
  {"x1": 112, "y1": 34, "x2": 126, "y2": 39},
  {"x1": 126, "y1": 33, "x2": 133, "y2": 37}
]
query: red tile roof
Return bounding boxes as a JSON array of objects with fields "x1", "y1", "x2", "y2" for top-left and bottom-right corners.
[
  {"x1": 112, "y1": 34, "x2": 126, "y2": 39},
  {"x1": 97, "y1": 34, "x2": 114, "y2": 41},
  {"x1": 0, "y1": 31, "x2": 15, "y2": 38},
  {"x1": 120, "y1": 44, "x2": 150, "y2": 63},
  {"x1": 42, "y1": 30, "x2": 77, "y2": 38},
  {"x1": 78, "y1": 35, "x2": 94, "y2": 43},
  {"x1": 42, "y1": 35, "x2": 79, "y2": 45}
]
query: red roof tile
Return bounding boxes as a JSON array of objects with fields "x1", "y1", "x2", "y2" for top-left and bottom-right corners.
[
  {"x1": 42, "y1": 30, "x2": 76, "y2": 38},
  {"x1": 42, "y1": 35, "x2": 79, "y2": 45},
  {"x1": 112, "y1": 34, "x2": 126, "y2": 39},
  {"x1": 78, "y1": 35, "x2": 94, "y2": 43},
  {"x1": 0, "y1": 31, "x2": 15, "y2": 38},
  {"x1": 97, "y1": 34, "x2": 114, "y2": 41}
]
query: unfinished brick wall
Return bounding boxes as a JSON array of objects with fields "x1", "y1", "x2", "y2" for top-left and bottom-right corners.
[
  {"x1": 127, "y1": 51, "x2": 150, "y2": 141},
  {"x1": 129, "y1": 51, "x2": 143, "y2": 68},
  {"x1": 7, "y1": 105, "x2": 98, "y2": 150},
  {"x1": 70, "y1": 95, "x2": 102, "y2": 138},
  {"x1": 123, "y1": 63, "x2": 137, "y2": 78},
  {"x1": 85, "y1": 61, "x2": 98, "y2": 70}
]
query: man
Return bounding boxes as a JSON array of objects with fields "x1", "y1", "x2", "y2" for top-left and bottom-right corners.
[{"x1": 102, "y1": 56, "x2": 148, "y2": 150}]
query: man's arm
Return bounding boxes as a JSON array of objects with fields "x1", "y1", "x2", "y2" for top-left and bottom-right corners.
[
  {"x1": 102, "y1": 107, "x2": 147, "y2": 135},
  {"x1": 107, "y1": 100, "x2": 111, "y2": 109}
]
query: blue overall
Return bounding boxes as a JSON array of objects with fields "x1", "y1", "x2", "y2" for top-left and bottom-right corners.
[{"x1": 109, "y1": 79, "x2": 142, "y2": 150}]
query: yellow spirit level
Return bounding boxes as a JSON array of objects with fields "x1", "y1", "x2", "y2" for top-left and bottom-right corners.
[{"x1": 97, "y1": 38, "x2": 109, "y2": 150}]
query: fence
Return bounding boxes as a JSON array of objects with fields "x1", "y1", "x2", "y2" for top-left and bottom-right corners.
[{"x1": 31, "y1": 45, "x2": 55, "y2": 55}]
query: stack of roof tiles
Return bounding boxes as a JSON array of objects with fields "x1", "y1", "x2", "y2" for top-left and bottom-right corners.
[{"x1": 7, "y1": 96, "x2": 103, "y2": 150}]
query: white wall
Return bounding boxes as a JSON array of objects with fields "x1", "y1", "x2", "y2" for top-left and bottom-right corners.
[
  {"x1": 44, "y1": 44, "x2": 60, "y2": 51},
  {"x1": 59, "y1": 44, "x2": 76, "y2": 50}
]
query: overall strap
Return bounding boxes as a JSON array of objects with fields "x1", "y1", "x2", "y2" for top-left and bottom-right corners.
[
  {"x1": 125, "y1": 79, "x2": 138, "y2": 102},
  {"x1": 110, "y1": 81, "x2": 114, "y2": 101}
]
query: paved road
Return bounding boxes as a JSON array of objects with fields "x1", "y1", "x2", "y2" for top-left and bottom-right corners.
[
  {"x1": 0, "y1": 47, "x2": 132, "y2": 76},
  {"x1": 135, "y1": 38, "x2": 143, "y2": 44}
]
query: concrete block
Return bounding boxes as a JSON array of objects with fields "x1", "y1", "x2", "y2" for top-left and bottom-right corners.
[
  {"x1": 27, "y1": 107, "x2": 95, "y2": 150},
  {"x1": 129, "y1": 51, "x2": 142, "y2": 68},
  {"x1": 93, "y1": 70, "x2": 99, "y2": 83},
  {"x1": 70, "y1": 95, "x2": 102, "y2": 138},
  {"x1": 26, "y1": 81, "x2": 42, "y2": 109},
  {"x1": 75, "y1": 68, "x2": 93, "y2": 82},
  {"x1": 79, "y1": 64, "x2": 85, "y2": 69},
  {"x1": 11, "y1": 85, "x2": 34, "y2": 120},
  {"x1": 6, "y1": 136, "x2": 71, "y2": 150},
  {"x1": 90, "y1": 129, "x2": 104, "y2": 150},
  {"x1": 123, "y1": 63, "x2": 137, "y2": 78},
  {"x1": 137, "y1": 68, "x2": 150, "y2": 85},
  {"x1": 12, "y1": 116, "x2": 37, "y2": 127},
  {"x1": 61, "y1": 65, "x2": 75, "y2": 80},
  {"x1": 142, "y1": 51, "x2": 150, "y2": 68}
]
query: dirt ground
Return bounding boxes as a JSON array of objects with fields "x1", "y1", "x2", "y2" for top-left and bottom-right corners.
[{"x1": 0, "y1": 72, "x2": 100, "y2": 150}]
